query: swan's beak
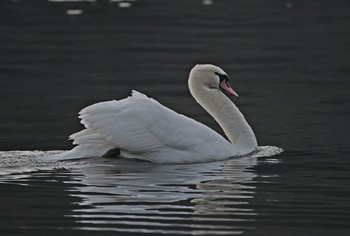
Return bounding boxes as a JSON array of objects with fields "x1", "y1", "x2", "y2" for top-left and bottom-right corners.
[{"x1": 219, "y1": 79, "x2": 239, "y2": 98}]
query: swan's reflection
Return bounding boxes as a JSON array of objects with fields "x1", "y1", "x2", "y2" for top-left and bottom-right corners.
[
  {"x1": 67, "y1": 155, "x2": 258, "y2": 235},
  {"x1": 0, "y1": 147, "x2": 281, "y2": 234}
]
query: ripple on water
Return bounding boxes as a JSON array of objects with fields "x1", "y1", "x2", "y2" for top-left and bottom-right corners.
[
  {"x1": 0, "y1": 146, "x2": 283, "y2": 235},
  {"x1": 0, "y1": 150, "x2": 86, "y2": 176}
]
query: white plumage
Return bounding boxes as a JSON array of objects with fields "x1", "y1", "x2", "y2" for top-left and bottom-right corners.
[{"x1": 45, "y1": 64, "x2": 258, "y2": 163}]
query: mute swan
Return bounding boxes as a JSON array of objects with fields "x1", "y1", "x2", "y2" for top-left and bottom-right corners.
[{"x1": 47, "y1": 64, "x2": 258, "y2": 163}]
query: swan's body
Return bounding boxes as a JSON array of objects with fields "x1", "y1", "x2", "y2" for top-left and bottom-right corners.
[{"x1": 47, "y1": 64, "x2": 257, "y2": 163}]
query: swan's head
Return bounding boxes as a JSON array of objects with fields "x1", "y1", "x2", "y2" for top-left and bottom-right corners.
[{"x1": 189, "y1": 64, "x2": 239, "y2": 98}]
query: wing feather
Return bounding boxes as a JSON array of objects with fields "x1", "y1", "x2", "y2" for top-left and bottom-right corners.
[{"x1": 76, "y1": 91, "x2": 220, "y2": 154}]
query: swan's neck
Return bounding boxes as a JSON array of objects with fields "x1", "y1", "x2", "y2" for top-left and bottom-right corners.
[{"x1": 189, "y1": 84, "x2": 257, "y2": 154}]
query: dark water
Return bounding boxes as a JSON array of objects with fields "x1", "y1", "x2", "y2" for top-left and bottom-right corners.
[{"x1": 1, "y1": 0, "x2": 350, "y2": 235}]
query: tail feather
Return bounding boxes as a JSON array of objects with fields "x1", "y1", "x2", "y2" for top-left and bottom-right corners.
[
  {"x1": 38, "y1": 127, "x2": 117, "y2": 161},
  {"x1": 38, "y1": 144, "x2": 114, "y2": 161}
]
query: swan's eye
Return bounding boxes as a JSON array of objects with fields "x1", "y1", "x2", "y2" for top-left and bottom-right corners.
[{"x1": 215, "y1": 72, "x2": 229, "y2": 83}]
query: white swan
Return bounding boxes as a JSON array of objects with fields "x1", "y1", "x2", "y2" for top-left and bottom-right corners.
[{"x1": 47, "y1": 64, "x2": 258, "y2": 163}]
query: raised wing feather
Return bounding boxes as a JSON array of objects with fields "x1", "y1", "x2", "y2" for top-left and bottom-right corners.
[{"x1": 78, "y1": 91, "x2": 227, "y2": 159}]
